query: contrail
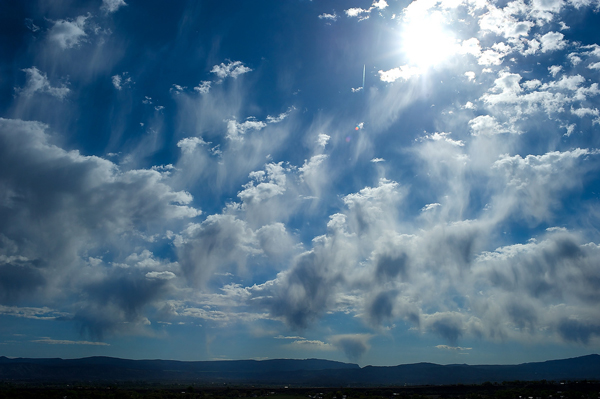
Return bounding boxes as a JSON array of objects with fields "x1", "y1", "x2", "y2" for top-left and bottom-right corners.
[{"x1": 362, "y1": 64, "x2": 366, "y2": 89}]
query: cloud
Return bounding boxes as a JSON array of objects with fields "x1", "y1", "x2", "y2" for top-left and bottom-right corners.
[
  {"x1": 145, "y1": 271, "x2": 176, "y2": 280},
  {"x1": 17, "y1": 67, "x2": 70, "y2": 99},
  {"x1": 112, "y1": 73, "x2": 132, "y2": 90},
  {"x1": 211, "y1": 60, "x2": 252, "y2": 81},
  {"x1": 194, "y1": 81, "x2": 211, "y2": 94},
  {"x1": 331, "y1": 334, "x2": 372, "y2": 361},
  {"x1": 0, "y1": 305, "x2": 67, "y2": 320},
  {"x1": 74, "y1": 271, "x2": 173, "y2": 339},
  {"x1": 177, "y1": 136, "x2": 209, "y2": 154},
  {"x1": 101, "y1": 0, "x2": 127, "y2": 13},
  {"x1": 226, "y1": 118, "x2": 267, "y2": 141},
  {"x1": 32, "y1": 337, "x2": 110, "y2": 346},
  {"x1": 48, "y1": 15, "x2": 88, "y2": 49},
  {"x1": 318, "y1": 12, "x2": 338, "y2": 21},
  {"x1": 436, "y1": 344, "x2": 472, "y2": 351},
  {"x1": 24, "y1": 18, "x2": 39, "y2": 32},
  {"x1": 469, "y1": 115, "x2": 507, "y2": 135},
  {"x1": 238, "y1": 162, "x2": 287, "y2": 205},
  {"x1": 539, "y1": 31, "x2": 567, "y2": 53},
  {"x1": 317, "y1": 133, "x2": 330, "y2": 148},
  {"x1": 176, "y1": 215, "x2": 258, "y2": 286},
  {"x1": 0, "y1": 118, "x2": 199, "y2": 311},
  {"x1": 378, "y1": 66, "x2": 421, "y2": 82},
  {"x1": 491, "y1": 148, "x2": 599, "y2": 222},
  {"x1": 345, "y1": 0, "x2": 388, "y2": 21}
]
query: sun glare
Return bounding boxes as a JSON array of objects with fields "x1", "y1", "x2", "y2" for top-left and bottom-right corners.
[{"x1": 400, "y1": 11, "x2": 458, "y2": 69}]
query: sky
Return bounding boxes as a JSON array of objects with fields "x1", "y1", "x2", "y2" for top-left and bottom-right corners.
[{"x1": 1, "y1": 0, "x2": 600, "y2": 367}]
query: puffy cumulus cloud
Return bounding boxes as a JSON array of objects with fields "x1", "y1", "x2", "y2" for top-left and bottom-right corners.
[
  {"x1": 478, "y1": 3, "x2": 534, "y2": 39},
  {"x1": 469, "y1": 115, "x2": 507, "y2": 135},
  {"x1": 317, "y1": 133, "x2": 330, "y2": 148},
  {"x1": 0, "y1": 118, "x2": 199, "y2": 308},
  {"x1": 17, "y1": 67, "x2": 70, "y2": 100},
  {"x1": 238, "y1": 162, "x2": 287, "y2": 205},
  {"x1": 176, "y1": 215, "x2": 259, "y2": 287},
  {"x1": 378, "y1": 65, "x2": 421, "y2": 82},
  {"x1": 226, "y1": 118, "x2": 267, "y2": 141},
  {"x1": 539, "y1": 31, "x2": 567, "y2": 53},
  {"x1": 194, "y1": 80, "x2": 211, "y2": 94},
  {"x1": 491, "y1": 148, "x2": 599, "y2": 222},
  {"x1": 211, "y1": 60, "x2": 252, "y2": 81},
  {"x1": 345, "y1": 0, "x2": 388, "y2": 21},
  {"x1": 48, "y1": 15, "x2": 88, "y2": 49},
  {"x1": 477, "y1": 43, "x2": 512, "y2": 66},
  {"x1": 256, "y1": 223, "x2": 295, "y2": 262},
  {"x1": 331, "y1": 334, "x2": 373, "y2": 361},
  {"x1": 101, "y1": 0, "x2": 127, "y2": 13},
  {"x1": 479, "y1": 70, "x2": 599, "y2": 121},
  {"x1": 177, "y1": 136, "x2": 209, "y2": 154}
]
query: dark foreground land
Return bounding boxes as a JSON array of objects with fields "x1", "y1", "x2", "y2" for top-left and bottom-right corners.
[
  {"x1": 1, "y1": 380, "x2": 599, "y2": 399},
  {"x1": 1, "y1": 355, "x2": 599, "y2": 386}
]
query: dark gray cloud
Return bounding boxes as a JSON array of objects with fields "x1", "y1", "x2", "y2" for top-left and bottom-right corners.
[
  {"x1": 73, "y1": 272, "x2": 172, "y2": 340},
  {"x1": 428, "y1": 314, "x2": 464, "y2": 344},
  {"x1": 176, "y1": 214, "x2": 257, "y2": 287},
  {"x1": 269, "y1": 251, "x2": 337, "y2": 329},
  {"x1": 0, "y1": 118, "x2": 199, "y2": 337},
  {"x1": 557, "y1": 319, "x2": 600, "y2": 345},
  {"x1": 331, "y1": 334, "x2": 371, "y2": 362},
  {"x1": 0, "y1": 260, "x2": 46, "y2": 304},
  {"x1": 375, "y1": 252, "x2": 408, "y2": 281},
  {"x1": 367, "y1": 291, "x2": 397, "y2": 326}
]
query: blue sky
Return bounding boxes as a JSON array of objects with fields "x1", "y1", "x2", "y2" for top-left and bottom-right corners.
[{"x1": 1, "y1": 0, "x2": 600, "y2": 367}]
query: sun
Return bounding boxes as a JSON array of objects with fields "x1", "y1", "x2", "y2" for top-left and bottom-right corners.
[{"x1": 400, "y1": 10, "x2": 458, "y2": 69}]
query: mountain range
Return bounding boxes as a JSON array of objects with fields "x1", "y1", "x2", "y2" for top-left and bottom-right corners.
[{"x1": 0, "y1": 354, "x2": 599, "y2": 386}]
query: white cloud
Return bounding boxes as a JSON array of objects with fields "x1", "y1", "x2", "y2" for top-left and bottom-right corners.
[
  {"x1": 32, "y1": 337, "x2": 110, "y2": 346},
  {"x1": 112, "y1": 73, "x2": 132, "y2": 90},
  {"x1": 177, "y1": 137, "x2": 209, "y2": 154},
  {"x1": 371, "y1": 158, "x2": 385, "y2": 163},
  {"x1": 345, "y1": 0, "x2": 388, "y2": 21},
  {"x1": 317, "y1": 133, "x2": 330, "y2": 148},
  {"x1": 48, "y1": 15, "x2": 88, "y2": 49},
  {"x1": 345, "y1": 7, "x2": 370, "y2": 18},
  {"x1": 266, "y1": 107, "x2": 294, "y2": 123},
  {"x1": 436, "y1": 344, "x2": 472, "y2": 350},
  {"x1": 588, "y1": 62, "x2": 600, "y2": 70},
  {"x1": 226, "y1": 118, "x2": 267, "y2": 141},
  {"x1": 378, "y1": 65, "x2": 421, "y2": 82},
  {"x1": 571, "y1": 106, "x2": 599, "y2": 118},
  {"x1": 211, "y1": 60, "x2": 252, "y2": 81},
  {"x1": 238, "y1": 162, "x2": 287, "y2": 205},
  {"x1": 194, "y1": 81, "x2": 211, "y2": 94},
  {"x1": 101, "y1": 0, "x2": 127, "y2": 13},
  {"x1": 549, "y1": 65, "x2": 563, "y2": 77},
  {"x1": 318, "y1": 12, "x2": 338, "y2": 21},
  {"x1": 145, "y1": 271, "x2": 176, "y2": 280},
  {"x1": 539, "y1": 31, "x2": 567, "y2": 53},
  {"x1": 469, "y1": 115, "x2": 507, "y2": 136},
  {"x1": 17, "y1": 67, "x2": 70, "y2": 99},
  {"x1": 422, "y1": 203, "x2": 441, "y2": 212}
]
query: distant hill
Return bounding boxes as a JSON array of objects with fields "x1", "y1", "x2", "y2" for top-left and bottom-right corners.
[{"x1": 0, "y1": 354, "x2": 598, "y2": 386}]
